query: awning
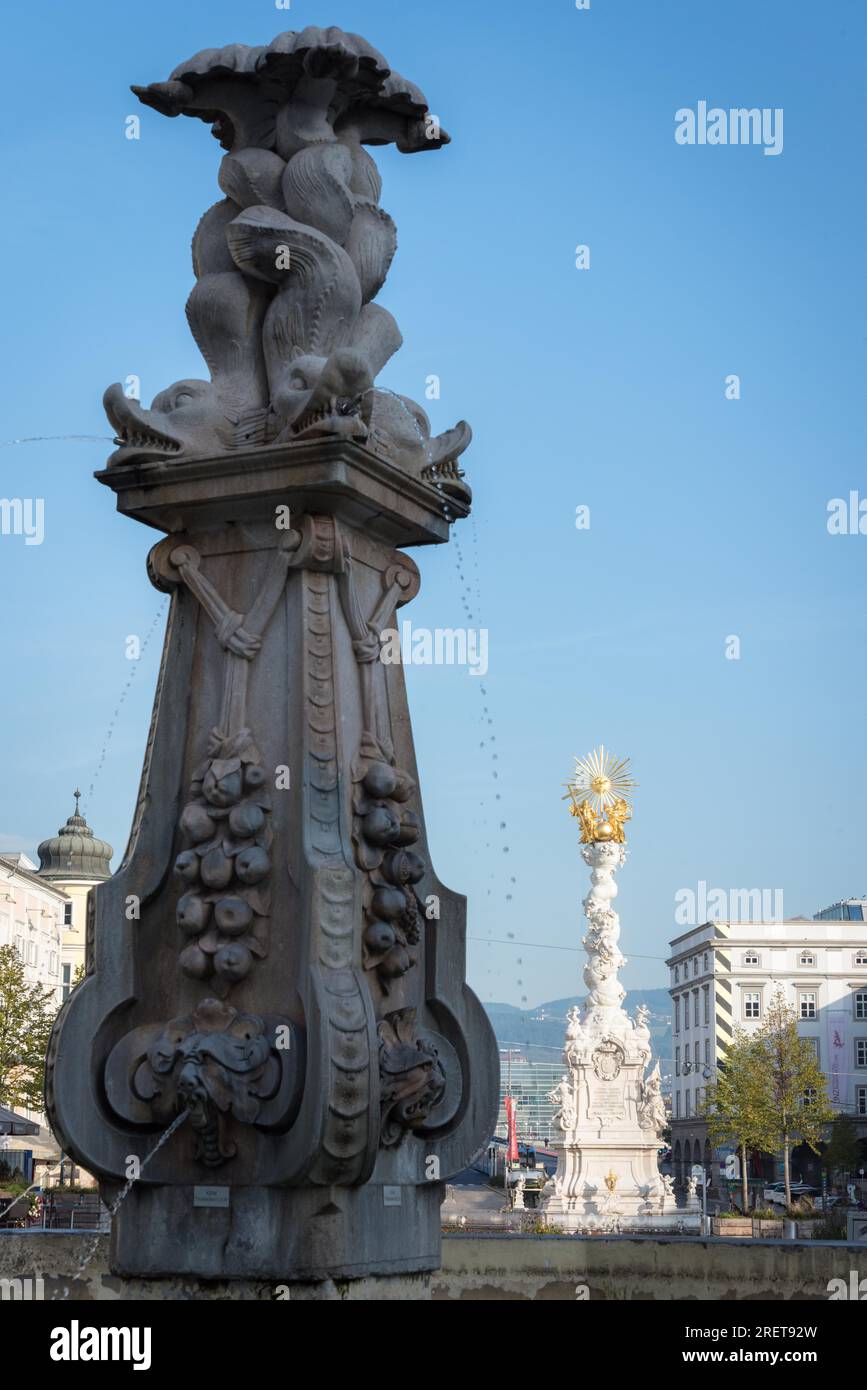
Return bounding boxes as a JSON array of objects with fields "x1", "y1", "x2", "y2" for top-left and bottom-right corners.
[{"x1": 0, "y1": 1106, "x2": 40, "y2": 1137}]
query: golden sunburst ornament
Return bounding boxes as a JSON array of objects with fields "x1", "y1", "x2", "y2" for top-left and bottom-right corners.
[{"x1": 564, "y1": 746, "x2": 637, "y2": 844}]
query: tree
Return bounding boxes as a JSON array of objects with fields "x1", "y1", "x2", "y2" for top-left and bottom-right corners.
[
  {"x1": 700, "y1": 1027, "x2": 774, "y2": 1212},
  {"x1": 753, "y1": 989, "x2": 835, "y2": 1210},
  {"x1": 0, "y1": 944, "x2": 56, "y2": 1113},
  {"x1": 822, "y1": 1114, "x2": 862, "y2": 1185}
]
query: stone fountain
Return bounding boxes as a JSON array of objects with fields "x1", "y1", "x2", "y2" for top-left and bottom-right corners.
[{"x1": 46, "y1": 25, "x2": 498, "y2": 1288}]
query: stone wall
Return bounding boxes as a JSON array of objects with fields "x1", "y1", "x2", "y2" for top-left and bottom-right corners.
[
  {"x1": 435, "y1": 1233, "x2": 867, "y2": 1301},
  {"x1": 1, "y1": 1231, "x2": 863, "y2": 1301}
]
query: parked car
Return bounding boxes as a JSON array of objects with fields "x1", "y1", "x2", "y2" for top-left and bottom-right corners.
[{"x1": 763, "y1": 1182, "x2": 818, "y2": 1205}]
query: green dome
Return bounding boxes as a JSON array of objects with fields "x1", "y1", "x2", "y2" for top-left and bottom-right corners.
[{"x1": 37, "y1": 791, "x2": 113, "y2": 881}]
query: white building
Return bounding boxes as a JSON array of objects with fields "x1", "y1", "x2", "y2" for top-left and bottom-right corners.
[
  {"x1": 667, "y1": 917, "x2": 867, "y2": 1184},
  {"x1": 0, "y1": 852, "x2": 68, "y2": 1143},
  {"x1": 35, "y1": 791, "x2": 113, "y2": 1001},
  {"x1": 0, "y1": 853, "x2": 68, "y2": 1006}
]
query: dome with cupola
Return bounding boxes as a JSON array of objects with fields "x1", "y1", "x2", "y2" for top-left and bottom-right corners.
[{"x1": 37, "y1": 790, "x2": 113, "y2": 881}]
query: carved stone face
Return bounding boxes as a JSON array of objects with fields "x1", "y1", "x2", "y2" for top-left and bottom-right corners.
[
  {"x1": 275, "y1": 350, "x2": 370, "y2": 442},
  {"x1": 104, "y1": 379, "x2": 235, "y2": 465}
]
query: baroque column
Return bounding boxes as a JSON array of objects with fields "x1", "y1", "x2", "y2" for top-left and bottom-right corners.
[
  {"x1": 45, "y1": 25, "x2": 498, "y2": 1282},
  {"x1": 544, "y1": 748, "x2": 690, "y2": 1232}
]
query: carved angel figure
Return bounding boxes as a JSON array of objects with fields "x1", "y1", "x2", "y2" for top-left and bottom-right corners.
[
  {"x1": 607, "y1": 798, "x2": 631, "y2": 843},
  {"x1": 637, "y1": 1062, "x2": 667, "y2": 1133},
  {"x1": 547, "y1": 1074, "x2": 577, "y2": 1132}
]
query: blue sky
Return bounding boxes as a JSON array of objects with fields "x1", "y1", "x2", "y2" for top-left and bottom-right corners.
[{"x1": 1, "y1": 0, "x2": 864, "y2": 1007}]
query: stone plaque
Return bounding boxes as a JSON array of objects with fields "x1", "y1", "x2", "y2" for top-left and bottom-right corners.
[
  {"x1": 382, "y1": 1186, "x2": 402, "y2": 1208},
  {"x1": 194, "y1": 1186, "x2": 230, "y2": 1209},
  {"x1": 588, "y1": 1084, "x2": 625, "y2": 1122}
]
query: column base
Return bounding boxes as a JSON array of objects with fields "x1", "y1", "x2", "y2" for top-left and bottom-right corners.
[{"x1": 109, "y1": 1181, "x2": 444, "y2": 1281}]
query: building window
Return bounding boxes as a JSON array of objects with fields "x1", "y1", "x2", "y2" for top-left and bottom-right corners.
[
  {"x1": 675, "y1": 1047, "x2": 680, "y2": 1077},
  {"x1": 63, "y1": 901, "x2": 73, "y2": 926},
  {"x1": 694, "y1": 958, "x2": 699, "y2": 977},
  {"x1": 14, "y1": 935, "x2": 24, "y2": 960},
  {"x1": 744, "y1": 950, "x2": 760, "y2": 966},
  {"x1": 694, "y1": 1042, "x2": 700, "y2": 1070},
  {"x1": 703, "y1": 952, "x2": 709, "y2": 972},
  {"x1": 805, "y1": 1037, "x2": 820, "y2": 1063},
  {"x1": 685, "y1": 1091, "x2": 691, "y2": 1118},
  {"x1": 856, "y1": 1040, "x2": 867, "y2": 1069},
  {"x1": 675, "y1": 1092, "x2": 681, "y2": 1118},
  {"x1": 684, "y1": 995, "x2": 690, "y2": 1031},
  {"x1": 857, "y1": 1087, "x2": 867, "y2": 1117},
  {"x1": 803, "y1": 1087, "x2": 817, "y2": 1106},
  {"x1": 855, "y1": 990, "x2": 867, "y2": 1022},
  {"x1": 61, "y1": 963, "x2": 72, "y2": 1002},
  {"x1": 27, "y1": 941, "x2": 37, "y2": 965},
  {"x1": 799, "y1": 992, "x2": 817, "y2": 1020},
  {"x1": 674, "y1": 998, "x2": 680, "y2": 1034},
  {"x1": 799, "y1": 951, "x2": 815, "y2": 967},
  {"x1": 744, "y1": 991, "x2": 761, "y2": 1021},
  {"x1": 674, "y1": 966, "x2": 679, "y2": 983},
  {"x1": 856, "y1": 951, "x2": 867, "y2": 967},
  {"x1": 703, "y1": 984, "x2": 710, "y2": 1024},
  {"x1": 704, "y1": 1038, "x2": 710, "y2": 1067},
  {"x1": 693, "y1": 990, "x2": 700, "y2": 1026}
]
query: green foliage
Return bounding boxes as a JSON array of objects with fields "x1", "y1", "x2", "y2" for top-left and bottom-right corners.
[
  {"x1": 701, "y1": 1027, "x2": 775, "y2": 1151},
  {"x1": 811, "y1": 1214, "x2": 848, "y2": 1240},
  {"x1": 702, "y1": 993, "x2": 837, "y2": 1210},
  {"x1": 753, "y1": 990, "x2": 836, "y2": 1206},
  {"x1": 0, "y1": 943, "x2": 57, "y2": 1112},
  {"x1": 700, "y1": 1026, "x2": 775, "y2": 1209},
  {"x1": 822, "y1": 1114, "x2": 862, "y2": 1179}
]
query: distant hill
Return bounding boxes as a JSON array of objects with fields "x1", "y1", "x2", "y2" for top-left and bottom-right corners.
[{"x1": 484, "y1": 989, "x2": 672, "y2": 1073}]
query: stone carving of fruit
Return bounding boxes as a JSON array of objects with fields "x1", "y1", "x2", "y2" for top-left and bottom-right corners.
[
  {"x1": 179, "y1": 942, "x2": 211, "y2": 979},
  {"x1": 371, "y1": 885, "x2": 406, "y2": 922},
  {"x1": 364, "y1": 920, "x2": 397, "y2": 954},
  {"x1": 179, "y1": 803, "x2": 216, "y2": 843},
  {"x1": 363, "y1": 761, "x2": 398, "y2": 799},
  {"x1": 379, "y1": 944, "x2": 411, "y2": 979},
  {"x1": 391, "y1": 772, "x2": 415, "y2": 804},
  {"x1": 228, "y1": 802, "x2": 265, "y2": 838},
  {"x1": 243, "y1": 764, "x2": 266, "y2": 790},
  {"x1": 201, "y1": 847, "x2": 234, "y2": 890},
  {"x1": 394, "y1": 811, "x2": 421, "y2": 846},
  {"x1": 177, "y1": 893, "x2": 211, "y2": 936},
  {"x1": 202, "y1": 765, "x2": 243, "y2": 807},
  {"x1": 174, "y1": 849, "x2": 200, "y2": 883},
  {"x1": 235, "y1": 846, "x2": 270, "y2": 884},
  {"x1": 362, "y1": 806, "x2": 400, "y2": 846},
  {"x1": 385, "y1": 849, "x2": 425, "y2": 886},
  {"x1": 214, "y1": 896, "x2": 254, "y2": 935},
  {"x1": 214, "y1": 942, "x2": 252, "y2": 981}
]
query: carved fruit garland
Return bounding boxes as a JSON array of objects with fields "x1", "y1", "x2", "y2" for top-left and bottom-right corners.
[
  {"x1": 352, "y1": 755, "x2": 426, "y2": 992},
  {"x1": 174, "y1": 727, "x2": 272, "y2": 993}
]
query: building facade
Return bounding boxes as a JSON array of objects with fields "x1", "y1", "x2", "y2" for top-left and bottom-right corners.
[
  {"x1": 667, "y1": 918, "x2": 867, "y2": 1185},
  {"x1": 0, "y1": 853, "x2": 68, "y2": 1006},
  {"x1": 496, "y1": 1052, "x2": 562, "y2": 1146},
  {"x1": 35, "y1": 791, "x2": 112, "y2": 1001}
]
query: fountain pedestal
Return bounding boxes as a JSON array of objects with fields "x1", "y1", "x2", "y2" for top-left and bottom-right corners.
[{"x1": 46, "y1": 443, "x2": 498, "y2": 1280}]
